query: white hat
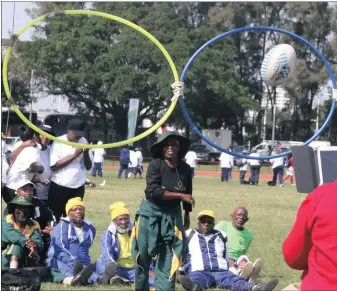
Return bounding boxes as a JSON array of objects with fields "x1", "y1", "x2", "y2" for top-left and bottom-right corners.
[{"x1": 15, "y1": 179, "x2": 35, "y2": 191}]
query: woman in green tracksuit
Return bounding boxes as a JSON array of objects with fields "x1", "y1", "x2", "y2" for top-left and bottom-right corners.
[{"x1": 132, "y1": 131, "x2": 195, "y2": 291}]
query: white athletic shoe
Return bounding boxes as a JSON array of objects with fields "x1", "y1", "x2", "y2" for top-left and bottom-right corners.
[
  {"x1": 100, "y1": 180, "x2": 106, "y2": 187},
  {"x1": 249, "y1": 259, "x2": 264, "y2": 283},
  {"x1": 239, "y1": 262, "x2": 253, "y2": 280}
]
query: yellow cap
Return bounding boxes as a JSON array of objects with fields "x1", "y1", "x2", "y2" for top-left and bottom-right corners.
[
  {"x1": 66, "y1": 197, "x2": 85, "y2": 214},
  {"x1": 110, "y1": 201, "x2": 130, "y2": 221},
  {"x1": 197, "y1": 210, "x2": 215, "y2": 220}
]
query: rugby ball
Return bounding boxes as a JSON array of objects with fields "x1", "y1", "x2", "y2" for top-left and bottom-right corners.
[{"x1": 261, "y1": 44, "x2": 297, "y2": 87}]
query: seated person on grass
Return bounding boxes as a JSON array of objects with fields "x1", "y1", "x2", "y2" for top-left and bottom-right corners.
[
  {"x1": 92, "y1": 202, "x2": 154, "y2": 286},
  {"x1": 3, "y1": 179, "x2": 56, "y2": 262},
  {"x1": 178, "y1": 210, "x2": 279, "y2": 291},
  {"x1": 2, "y1": 196, "x2": 44, "y2": 270},
  {"x1": 215, "y1": 206, "x2": 264, "y2": 283},
  {"x1": 46, "y1": 197, "x2": 97, "y2": 286}
]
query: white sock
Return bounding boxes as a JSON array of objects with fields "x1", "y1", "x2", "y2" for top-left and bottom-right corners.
[
  {"x1": 10, "y1": 261, "x2": 18, "y2": 269},
  {"x1": 62, "y1": 277, "x2": 74, "y2": 285}
]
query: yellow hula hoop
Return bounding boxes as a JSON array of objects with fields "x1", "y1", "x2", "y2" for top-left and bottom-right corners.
[{"x1": 2, "y1": 10, "x2": 179, "y2": 149}]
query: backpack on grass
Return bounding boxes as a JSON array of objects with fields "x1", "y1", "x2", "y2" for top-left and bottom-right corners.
[{"x1": 1, "y1": 268, "x2": 41, "y2": 291}]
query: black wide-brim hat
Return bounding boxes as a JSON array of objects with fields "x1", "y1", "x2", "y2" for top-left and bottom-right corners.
[
  {"x1": 7, "y1": 196, "x2": 35, "y2": 218},
  {"x1": 150, "y1": 131, "x2": 190, "y2": 159}
]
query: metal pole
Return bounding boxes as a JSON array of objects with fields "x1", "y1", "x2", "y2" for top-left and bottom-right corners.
[
  {"x1": 29, "y1": 69, "x2": 34, "y2": 121},
  {"x1": 327, "y1": 87, "x2": 333, "y2": 139},
  {"x1": 271, "y1": 87, "x2": 276, "y2": 149},
  {"x1": 315, "y1": 96, "x2": 320, "y2": 131},
  {"x1": 58, "y1": 96, "x2": 61, "y2": 112},
  {"x1": 5, "y1": 2, "x2": 16, "y2": 135},
  {"x1": 262, "y1": 106, "x2": 267, "y2": 141}
]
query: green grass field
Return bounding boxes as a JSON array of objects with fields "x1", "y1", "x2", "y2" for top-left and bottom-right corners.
[{"x1": 35, "y1": 169, "x2": 304, "y2": 290}]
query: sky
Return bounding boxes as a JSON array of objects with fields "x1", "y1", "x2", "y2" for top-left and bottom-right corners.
[
  {"x1": 1, "y1": 2, "x2": 34, "y2": 41},
  {"x1": 1, "y1": 2, "x2": 72, "y2": 115}
]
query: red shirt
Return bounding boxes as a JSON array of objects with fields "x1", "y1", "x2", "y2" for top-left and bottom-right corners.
[
  {"x1": 282, "y1": 180, "x2": 337, "y2": 290},
  {"x1": 289, "y1": 157, "x2": 294, "y2": 167}
]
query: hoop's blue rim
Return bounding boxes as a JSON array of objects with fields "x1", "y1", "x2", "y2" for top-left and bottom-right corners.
[{"x1": 180, "y1": 26, "x2": 337, "y2": 160}]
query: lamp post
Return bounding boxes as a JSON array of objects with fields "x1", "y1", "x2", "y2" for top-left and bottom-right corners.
[
  {"x1": 271, "y1": 87, "x2": 277, "y2": 147},
  {"x1": 327, "y1": 86, "x2": 333, "y2": 139},
  {"x1": 5, "y1": 2, "x2": 16, "y2": 135},
  {"x1": 29, "y1": 69, "x2": 34, "y2": 121},
  {"x1": 315, "y1": 95, "x2": 320, "y2": 132}
]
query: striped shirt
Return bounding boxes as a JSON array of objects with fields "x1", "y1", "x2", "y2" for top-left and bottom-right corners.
[{"x1": 184, "y1": 228, "x2": 229, "y2": 273}]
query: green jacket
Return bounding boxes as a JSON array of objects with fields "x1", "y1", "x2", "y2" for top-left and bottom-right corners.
[
  {"x1": 1, "y1": 214, "x2": 44, "y2": 252},
  {"x1": 131, "y1": 200, "x2": 185, "y2": 280}
]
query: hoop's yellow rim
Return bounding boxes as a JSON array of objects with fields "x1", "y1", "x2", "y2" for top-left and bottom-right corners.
[{"x1": 2, "y1": 10, "x2": 179, "y2": 148}]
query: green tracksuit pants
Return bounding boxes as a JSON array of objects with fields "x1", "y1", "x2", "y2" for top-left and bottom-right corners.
[
  {"x1": 132, "y1": 200, "x2": 185, "y2": 291},
  {"x1": 1, "y1": 244, "x2": 26, "y2": 268}
]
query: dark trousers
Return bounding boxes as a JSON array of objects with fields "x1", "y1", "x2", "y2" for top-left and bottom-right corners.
[
  {"x1": 239, "y1": 170, "x2": 247, "y2": 184},
  {"x1": 221, "y1": 167, "x2": 231, "y2": 182},
  {"x1": 48, "y1": 181, "x2": 85, "y2": 222},
  {"x1": 272, "y1": 166, "x2": 284, "y2": 185},
  {"x1": 189, "y1": 270, "x2": 253, "y2": 291},
  {"x1": 250, "y1": 166, "x2": 261, "y2": 185},
  {"x1": 191, "y1": 168, "x2": 195, "y2": 178},
  {"x1": 118, "y1": 164, "x2": 129, "y2": 178},
  {"x1": 136, "y1": 166, "x2": 144, "y2": 177},
  {"x1": 92, "y1": 162, "x2": 103, "y2": 177}
]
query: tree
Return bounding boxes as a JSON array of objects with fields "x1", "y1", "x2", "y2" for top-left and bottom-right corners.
[
  {"x1": 17, "y1": 2, "x2": 335, "y2": 147},
  {"x1": 1, "y1": 49, "x2": 31, "y2": 108},
  {"x1": 19, "y1": 2, "x2": 252, "y2": 144}
]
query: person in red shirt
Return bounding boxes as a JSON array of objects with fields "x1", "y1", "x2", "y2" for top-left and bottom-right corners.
[{"x1": 282, "y1": 179, "x2": 337, "y2": 290}]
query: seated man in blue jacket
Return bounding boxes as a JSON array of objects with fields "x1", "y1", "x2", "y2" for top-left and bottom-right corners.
[
  {"x1": 92, "y1": 201, "x2": 154, "y2": 286},
  {"x1": 178, "y1": 210, "x2": 279, "y2": 291},
  {"x1": 46, "y1": 197, "x2": 97, "y2": 286}
]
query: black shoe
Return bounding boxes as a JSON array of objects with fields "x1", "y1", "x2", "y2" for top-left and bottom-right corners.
[
  {"x1": 71, "y1": 263, "x2": 95, "y2": 286},
  {"x1": 178, "y1": 275, "x2": 203, "y2": 291},
  {"x1": 251, "y1": 278, "x2": 279, "y2": 291},
  {"x1": 73, "y1": 261, "x2": 84, "y2": 276},
  {"x1": 97, "y1": 262, "x2": 117, "y2": 285}
]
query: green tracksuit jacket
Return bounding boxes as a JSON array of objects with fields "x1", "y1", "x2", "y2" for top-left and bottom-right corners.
[{"x1": 2, "y1": 214, "x2": 44, "y2": 268}]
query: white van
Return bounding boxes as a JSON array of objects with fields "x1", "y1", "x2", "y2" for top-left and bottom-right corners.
[
  {"x1": 252, "y1": 142, "x2": 274, "y2": 158},
  {"x1": 252, "y1": 141, "x2": 303, "y2": 160}
]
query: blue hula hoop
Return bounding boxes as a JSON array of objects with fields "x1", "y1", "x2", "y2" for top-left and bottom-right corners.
[{"x1": 179, "y1": 26, "x2": 337, "y2": 160}]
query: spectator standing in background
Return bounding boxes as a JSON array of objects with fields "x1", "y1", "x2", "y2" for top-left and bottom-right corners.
[
  {"x1": 134, "y1": 147, "x2": 144, "y2": 179},
  {"x1": 128, "y1": 146, "x2": 138, "y2": 178},
  {"x1": 118, "y1": 146, "x2": 130, "y2": 179},
  {"x1": 185, "y1": 149, "x2": 198, "y2": 178},
  {"x1": 247, "y1": 150, "x2": 261, "y2": 186},
  {"x1": 92, "y1": 141, "x2": 106, "y2": 178},
  {"x1": 219, "y1": 149, "x2": 233, "y2": 182}
]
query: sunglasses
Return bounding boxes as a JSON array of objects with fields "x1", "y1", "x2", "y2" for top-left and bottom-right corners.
[{"x1": 199, "y1": 218, "x2": 214, "y2": 225}]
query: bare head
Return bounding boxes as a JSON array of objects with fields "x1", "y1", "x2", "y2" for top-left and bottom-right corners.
[{"x1": 231, "y1": 206, "x2": 249, "y2": 230}]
